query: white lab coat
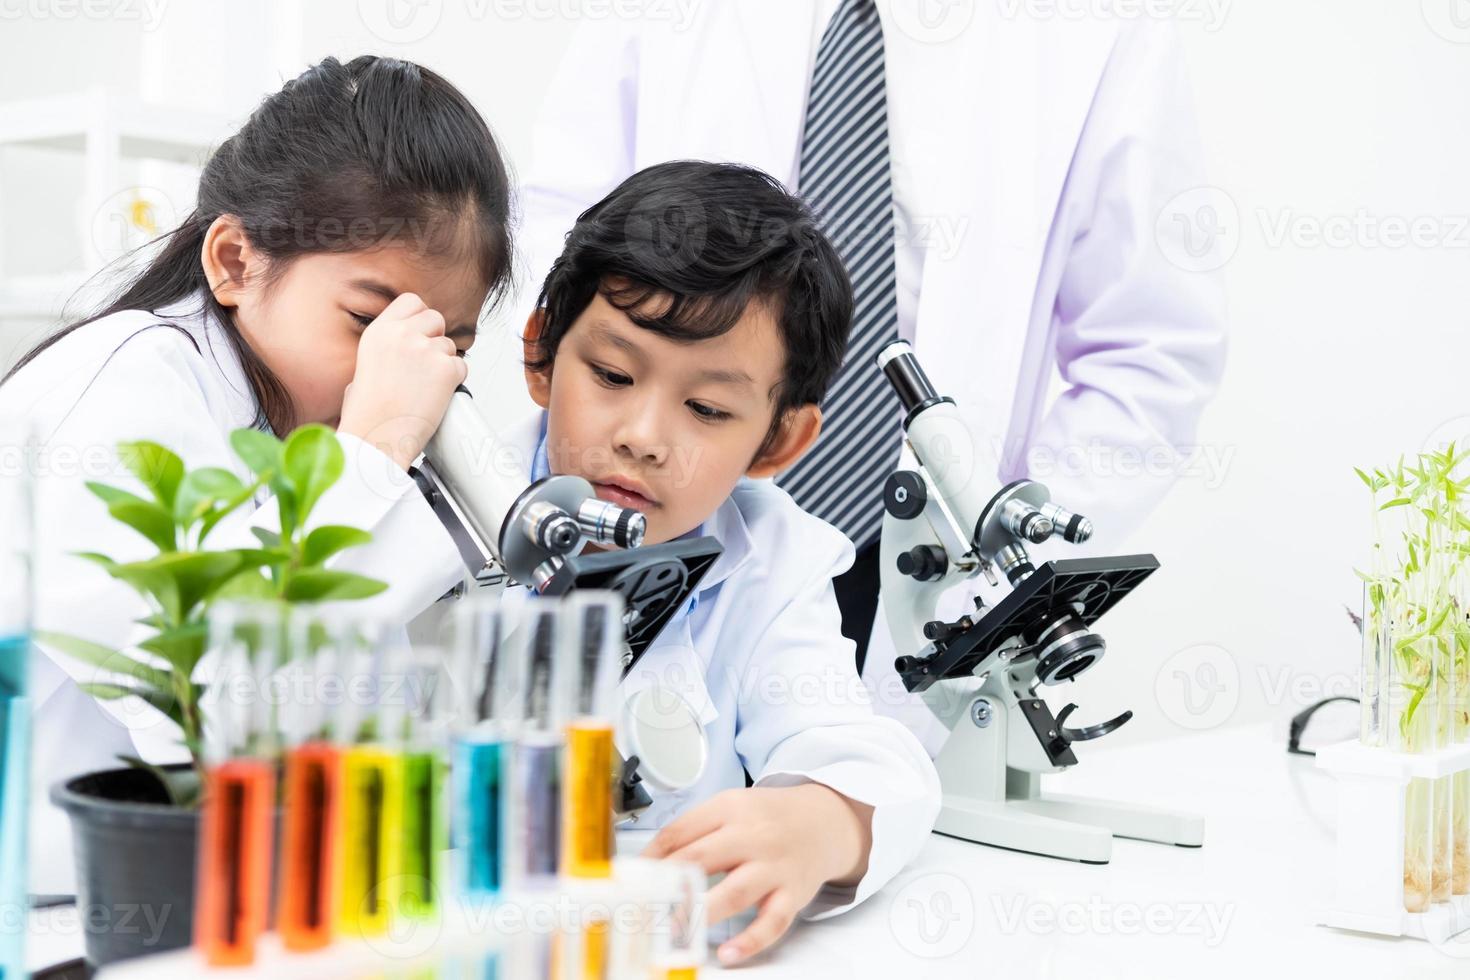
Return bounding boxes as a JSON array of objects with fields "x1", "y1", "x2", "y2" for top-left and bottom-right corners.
[
  {"x1": 506, "y1": 412, "x2": 940, "y2": 919},
  {"x1": 519, "y1": 1, "x2": 1228, "y2": 753},
  {"x1": 0, "y1": 297, "x2": 463, "y2": 892}
]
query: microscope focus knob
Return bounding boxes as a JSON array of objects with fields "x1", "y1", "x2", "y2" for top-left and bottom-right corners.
[
  {"x1": 884, "y1": 471, "x2": 927, "y2": 521},
  {"x1": 897, "y1": 545, "x2": 948, "y2": 582}
]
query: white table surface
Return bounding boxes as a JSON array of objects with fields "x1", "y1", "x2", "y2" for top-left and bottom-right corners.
[{"x1": 27, "y1": 722, "x2": 1467, "y2": 977}]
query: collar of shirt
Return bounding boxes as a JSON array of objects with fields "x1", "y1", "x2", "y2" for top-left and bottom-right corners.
[{"x1": 526, "y1": 410, "x2": 755, "y2": 611}]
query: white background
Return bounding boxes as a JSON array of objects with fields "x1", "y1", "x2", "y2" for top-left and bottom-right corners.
[{"x1": 2, "y1": 0, "x2": 1469, "y2": 751}]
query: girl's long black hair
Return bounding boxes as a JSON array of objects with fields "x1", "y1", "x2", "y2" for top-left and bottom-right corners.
[{"x1": 3, "y1": 55, "x2": 514, "y2": 435}]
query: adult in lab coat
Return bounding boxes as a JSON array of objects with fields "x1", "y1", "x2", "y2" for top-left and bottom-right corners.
[
  {"x1": 1, "y1": 299, "x2": 464, "y2": 893},
  {"x1": 519, "y1": 0, "x2": 1228, "y2": 752}
]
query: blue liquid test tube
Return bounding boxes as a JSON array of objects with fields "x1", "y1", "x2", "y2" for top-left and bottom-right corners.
[
  {"x1": 453, "y1": 735, "x2": 507, "y2": 897},
  {"x1": 447, "y1": 598, "x2": 517, "y2": 900},
  {"x1": 0, "y1": 634, "x2": 29, "y2": 980}
]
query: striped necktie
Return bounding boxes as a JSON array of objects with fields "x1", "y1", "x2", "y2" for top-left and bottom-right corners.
[{"x1": 777, "y1": 0, "x2": 903, "y2": 550}]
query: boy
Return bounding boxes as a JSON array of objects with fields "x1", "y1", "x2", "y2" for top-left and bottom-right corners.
[{"x1": 516, "y1": 160, "x2": 940, "y2": 964}]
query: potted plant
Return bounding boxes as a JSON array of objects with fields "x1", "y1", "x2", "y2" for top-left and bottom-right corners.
[{"x1": 39, "y1": 424, "x2": 390, "y2": 966}]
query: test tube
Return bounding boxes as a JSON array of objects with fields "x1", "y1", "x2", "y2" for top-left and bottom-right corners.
[
  {"x1": 336, "y1": 621, "x2": 407, "y2": 937},
  {"x1": 560, "y1": 592, "x2": 622, "y2": 880},
  {"x1": 277, "y1": 613, "x2": 343, "y2": 952},
  {"x1": 505, "y1": 604, "x2": 565, "y2": 888},
  {"x1": 193, "y1": 601, "x2": 281, "y2": 967},
  {"x1": 0, "y1": 422, "x2": 32, "y2": 980},
  {"x1": 399, "y1": 650, "x2": 450, "y2": 920},
  {"x1": 448, "y1": 598, "x2": 518, "y2": 899},
  {"x1": 607, "y1": 858, "x2": 707, "y2": 980}
]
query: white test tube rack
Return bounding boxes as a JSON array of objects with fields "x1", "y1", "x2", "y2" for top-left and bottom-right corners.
[{"x1": 1315, "y1": 737, "x2": 1470, "y2": 944}]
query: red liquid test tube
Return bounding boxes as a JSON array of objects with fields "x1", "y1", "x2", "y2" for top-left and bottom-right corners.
[
  {"x1": 278, "y1": 740, "x2": 342, "y2": 951},
  {"x1": 194, "y1": 757, "x2": 276, "y2": 966}
]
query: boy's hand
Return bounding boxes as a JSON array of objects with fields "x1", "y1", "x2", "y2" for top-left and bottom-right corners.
[{"x1": 642, "y1": 783, "x2": 874, "y2": 965}]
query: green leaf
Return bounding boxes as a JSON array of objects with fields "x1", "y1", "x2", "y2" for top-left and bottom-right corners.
[
  {"x1": 197, "y1": 478, "x2": 266, "y2": 545},
  {"x1": 76, "y1": 551, "x2": 181, "y2": 622},
  {"x1": 231, "y1": 427, "x2": 300, "y2": 539},
  {"x1": 1380, "y1": 497, "x2": 1412, "y2": 510},
  {"x1": 229, "y1": 428, "x2": 283, "y2": 481},
  {"x1": 79, "y1": 681, "x2": 176, "y2": 719},
  {"x1": 136, "y1": 622, "x2": 209, "y2": 676},
  {"x1": 85, "y1": 481, "x2": 152, "y2": 510},
  {"x1": 283, "y1": 425, "x2": 344, "y2": 530},
  {"x1": 209, "y1": 568, "x2": 277, "y2": 602},
  {"x1": 174, "y1": 467, "x2": 245, "y2": 527},
  {"x1": 105, "y1": 500, "x2": 177, "y2": 553},
  {"x1": 145, "y1": 551, "x2": 246, "y2": 616},
  {"x1": 302, "y1": 525, "x2": 373, "y2": 567},
  {"x1": 33, "y1": 630, "x2": 173, "y2": 694},
  {"x1": 283, "y1": 569, "x2": 388, "y2": 602},
  {"x1": 251, "y1": 527, "x2": 282, "y2": 548},
  {"x1": 85, "y1": 551, "x2": 244, "y2": 624},
  {"x1": 1354, "y1": 467, "x2": 1375, "y2": 490},
  {"x1": 118, "y1": 441, "x2": 185, "y2": 510}
]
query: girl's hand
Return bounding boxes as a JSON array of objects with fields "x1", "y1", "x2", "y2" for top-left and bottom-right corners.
[
  {"x1": 338, "y1": 292, "x2": 468, "y2": 470},
  {"x1": 642, "y1": 783, "x2": 874, "y2": 965}
]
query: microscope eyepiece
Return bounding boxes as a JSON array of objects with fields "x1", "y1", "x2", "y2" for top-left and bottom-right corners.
[
  {"x1": 876, "y1": 341, "x2": 953, "y2": 428},
  {"x1": 577, "y1": 499, "x2": 647, "y2": 550}
]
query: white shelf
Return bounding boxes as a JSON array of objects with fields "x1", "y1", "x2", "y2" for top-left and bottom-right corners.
[
  {"x1": 0, "y1": 90, "x2": 231, "y2": 324},
  {"x1": 0, "y1": 89, "x2": 232, "y2": 162}
]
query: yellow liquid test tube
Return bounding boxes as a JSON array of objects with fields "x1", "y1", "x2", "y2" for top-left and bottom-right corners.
[
  {"x1": 337, "y1": 745, "x2": 404, "y2": 936},
  {"x1": 562, "y1": 722, "x2": 614, "y2": 879}
]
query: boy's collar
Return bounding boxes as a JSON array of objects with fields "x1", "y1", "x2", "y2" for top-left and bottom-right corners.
[{"x1": 527, "y1": 409, "x2": 752, "y2": 596}]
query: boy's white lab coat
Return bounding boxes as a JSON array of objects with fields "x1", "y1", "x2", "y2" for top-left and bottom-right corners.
[
  {"x1": 509, "y1": 412, "x2": 940, "y2": 918},
  {"x1": 4, "y1": 299, "x2": 940, "y2": 912},
  {"x1": 0, "y1": 297, "x2": 463, "y2": 893},
  {"x1": 519, "y1": 1, "x2": 1229, "y2": 751}
]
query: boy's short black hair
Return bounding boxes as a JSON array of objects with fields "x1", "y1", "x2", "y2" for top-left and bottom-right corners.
[{"x1": 530, "y1": 160, "x2": 854, "y2": 452}]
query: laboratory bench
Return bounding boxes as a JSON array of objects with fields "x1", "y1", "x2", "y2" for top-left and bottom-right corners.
[{"x1": 23, "y1": 722, "x2": 1464, "y2": 978}]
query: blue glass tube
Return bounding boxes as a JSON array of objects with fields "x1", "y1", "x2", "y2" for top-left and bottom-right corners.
[
  {"x1": 452, "y1": 735, "x2": 507, "y2": 898},
  {"x1": 0, "y1": 633, "x2": 29, "y2": 980}
]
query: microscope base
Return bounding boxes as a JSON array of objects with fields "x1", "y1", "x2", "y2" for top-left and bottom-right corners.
[{"x1": 934, "y1": 790, "x2": 1205, "y2": 863}]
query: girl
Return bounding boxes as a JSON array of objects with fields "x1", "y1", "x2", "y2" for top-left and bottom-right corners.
[{"x1": 0, "y1": 56, "x2": 509, "y2": 891}]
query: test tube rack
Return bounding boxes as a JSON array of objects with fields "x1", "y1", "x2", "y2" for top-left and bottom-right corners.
[{"x1": 1316, "y1": 738, "x2": 1470, "y2": 945}]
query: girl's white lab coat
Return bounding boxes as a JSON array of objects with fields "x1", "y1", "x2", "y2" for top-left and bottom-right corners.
[
  {"x1": 4, "y1": 299, "x2": 940, "y2": 913},
  {"x1": 518, "y1": 1, "x2": 1229, "y2": 752},
  {"x1": 0, "y1": 298, "x2": 463, "y2": 893}
]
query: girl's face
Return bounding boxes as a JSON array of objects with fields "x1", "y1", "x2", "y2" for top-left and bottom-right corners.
[{"x1": 226, "y1": 242, "x2": 487, "y2": 429}]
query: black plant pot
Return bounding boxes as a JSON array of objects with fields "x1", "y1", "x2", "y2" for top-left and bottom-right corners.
[{"x1": 50, "y1": 764, "x2": 198, "y2": 967}]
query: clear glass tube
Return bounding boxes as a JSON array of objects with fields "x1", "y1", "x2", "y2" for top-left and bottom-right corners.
[
  {"x1": 334, "y1": 620, "x2": 407, "y2": 937},
  {"x1": 0, "y1": 416, "x2": 32, "y2": 979},
  {"x1": 194, "y1": 601, "x2": 283, "y2": 966},
  {"x1": 277, "y1": 612, "x2": 344, "y2": 951},
  {"x1": 560, "y1": 592, "x2": 622, "y2": 881},
  {"x1": 447, "y1": 597, "x2": 516, "y2": 901},
  {"x1": 505, "y1": 604, "x2": 564, "y2": 890}
]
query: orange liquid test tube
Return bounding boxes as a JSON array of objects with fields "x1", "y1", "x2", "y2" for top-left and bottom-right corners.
[
  {"x1": 278, "y1": 741, "x2": 342, "y2": 951},
  {"x1": 194, "y1": 757, "x2": 276, "y2": 967}
]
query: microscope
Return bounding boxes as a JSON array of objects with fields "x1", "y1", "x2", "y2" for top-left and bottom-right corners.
[
  {"x1": 876, "y1": 343, "x2": 1203, "y2": 863},
  {"x1": 412, "y1": 386, "x2": 720, "y2": 817}
]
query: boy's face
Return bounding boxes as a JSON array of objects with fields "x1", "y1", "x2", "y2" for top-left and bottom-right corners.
[{"x1": 525, "y1": 290, "x2": 821, "y2": 546}]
